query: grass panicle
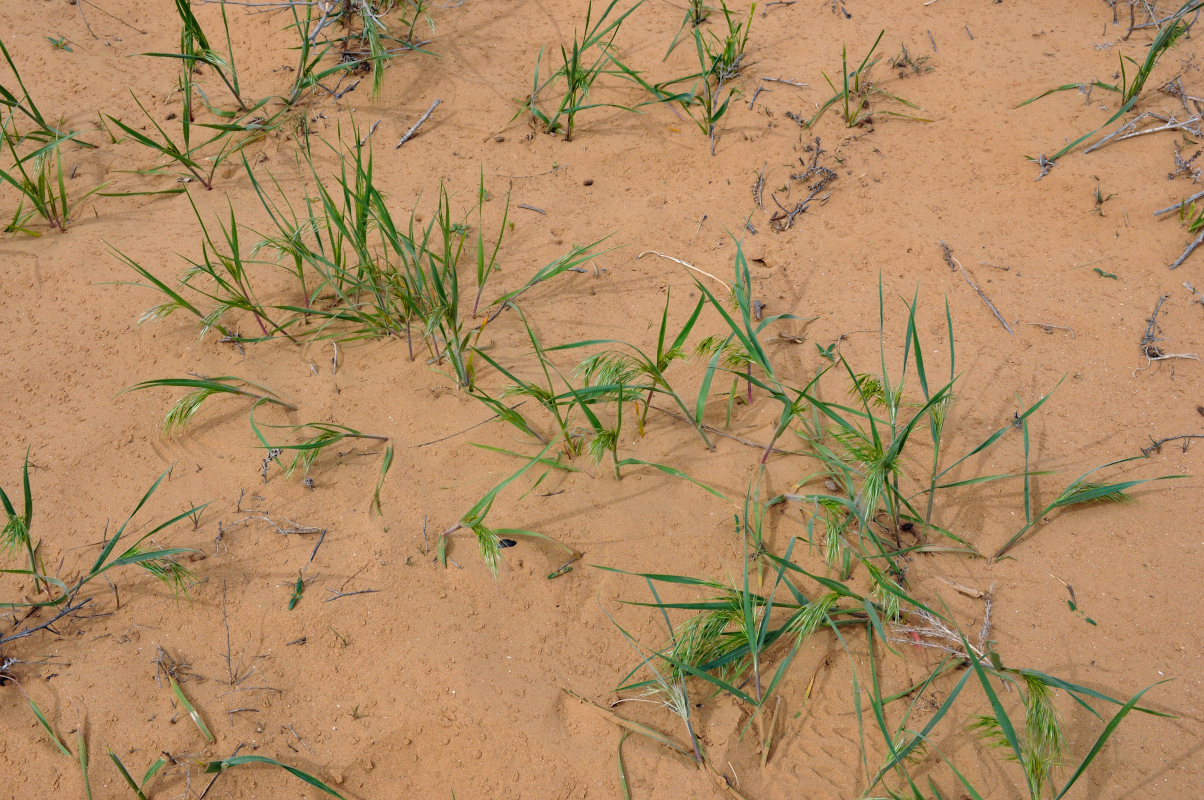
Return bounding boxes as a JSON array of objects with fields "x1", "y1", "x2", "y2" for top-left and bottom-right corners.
[{"x1": 126, "y1": 375, "x2": 297, "y2": 434}]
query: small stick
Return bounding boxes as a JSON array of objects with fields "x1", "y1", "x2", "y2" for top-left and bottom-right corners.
[
  {"x1": 637, "y1": 250, "x2": 729, "y2": 288},
  {"x1": 287, "y1": 724, "x2": 315, "y2": 755},
  {"x1": 1184, "y1": 281, "x2": 1204, "y2": 306},
  {"x1": 1141, "y1": 433, "x2": 1204, "y2": 456},
  {"x1": 748, "y1": 84, "x2": 766, "y2": 109},
  {"x1": 325, "y1": 589, "x2": 380, "y2": 602},
  {"x1": 760, "y1": 76, "x2": 808, "y2": 87},
  {"x1": 1133, "y1": 351, "x2": 1200, "y2": 377},
  {"x1": 518, "y1": 203, "x2": 546, "y2": 214},
  {"x1": 395, "y1": 99, "x2": 441, "y2": 149},
  {"x1": 1153, "y1": 189, "x2": 1204, "y2": 216},
  {"x1": 935, "y1": 576, "x2": 985, "y2": 599},
  {"x1": 978, "y1": 585, "x2": 995, "y2": 650},
  {"x1": 927, "y1": 30, "x2": 938, "y2": 53},
  {"x1": 564, "y1": 688, "x2": 691, "y2": 756},
  {"x1": 412, "y1": 402, "x2": 527, "y2": 447},
  {"x1": 0, "y1": 598, "x2": 91, "y2": 647},
  {"x1": 498, "y1": 164, "x2": 565, "y2": 179},
  {"x1": 1024, "y1": 321, "x2": 1076, "y2": 338},
  {"x1": 1169, "y1": 227, "x2": 1204, "y2": 270},
  {"x1": 964, "y1": 25, "x2": 974, "y2": 40},
  {"x1": 978, "y1": 261, "x2": 1010, "y2": 271},
  {"x1": 330, "y1": 341, "x2": 339, "y2": 375},
  {"x1": 304, "y1": 529, "x2": 327, "y2": 570},
  {"x1": 78, "y1": 0, "x2": 146, "y2": 34},
  {"x1": 1140, "y1": 294, "x2": 1170, "y2": 349},
  {"x1": 649, "y1": 405, "x2": 793, "y2": 455},
  {"x1": 359, "y1": 119, "x2": 381, "y2": 147},
  {"x1": 941, "y1": 241, "x2": 1012, "y2": 334},
  {"x1": 75, "y1": 0, "x2": 97, "y2": 38},
  {"x1": 1086, "y1": 111, "x2": 1203, "y2": 155}
]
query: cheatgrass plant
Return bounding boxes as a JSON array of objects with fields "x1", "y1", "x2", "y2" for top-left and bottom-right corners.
[
  {"x1": 807, "y1": 30, "x2": 929, "y2": 128},
  {"x1": 664, "y1": 0, "x2": 711, "y2": 58},
  {"x1": 602, "y1": 486, "x2": 1173, "y2": 797},
  {"x1": 1178, "y1": 195, "x2": 1204, "y2": 234},
  {"x1": 0, "y1": 128, "x2": 108, "y2": 234},
  {"x1": 1033, "y1": 0, "x2": 1203, "y2": 165},
  {"x1": 121, "y1": 129, "x2": 605, "y2": 376},
  {"x1": 338, "y1": 0, "x2": 400, "y2": 96},
  {"x1": 257, "y1": 131, "x2": 605, "y2": 378},
  {"x1": 655, "y1": 1, "x2": 755, "y2": 152},
  {"x1": 105, "y1": 91, "x2": 265, "y2": 191},
  {"x1": 550, "y1": 289, "x2": 716, "y2": 450},
  {"x1": 582, "y1": 260, "x2": 1179, "y2": 796},
  {"x1": 200, "y1": 755, "x2": 346, "y2": 799},
  {"x1": 1015, "y1": 79, "x2": 1119, "y2": 109},
  {"x1": 1, "y1": 465, "x2": 202, "y2": 652},
  {"x1": 516, "y1": 0, "x2": 651, "y2": 140},
  {"x1": 280, "y1": 3, "x2": 361, "y2": 108},
  {"x1": 280, "y1": 0, "x2": 432, "y2": 107},
  {"x1": 115, "y1": 190, "x2": 299, "y2": 340},
  {"x1": 1, "y1": 449, "x2": 42, "y2": 593},
  {"x1": 177, "y1": 193, "x2": 301, "y2": 341},
  {"x1": 692, "y1": 242, "x2": 815, "y2": 462},
  {"x1": 888, "y1": 42, "x2": 932, "y2": 77},
  {"x1": 28, "y1": 697, "x2": 71, "y2": 757},
  {"x1": 472, "y1": 304, "x2": 730, "y2": 493},
  {"x1": 147, "y1": 0, "x2": 255, "y2": 111},
  {"x1": 0, "y1": 36, "x2": 90, "y2": 146},
  {"x1": 125, "y1": 375, "x2": 297, "y2": 434},
  {"x1": 109, "y1": 751, "x2": 166, "y2": 800},
  {"x1": 568, "y1": 259, "x2": 1179, "y2": 790},
  {"x1": 476, "y1": 305, "x2": 595, "y2": 456},
  {"x1": 991, "y1": 455, "x2": 1182, "y2": 561},
  {"x1": 249, "y1": 408, "x2": 394, "y2": 512},
  {"x1": 437, "y1": 442, "x2": 578, "y2": 577}
]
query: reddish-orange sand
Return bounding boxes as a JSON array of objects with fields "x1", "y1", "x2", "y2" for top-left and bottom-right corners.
[{"x1": 2, "y1": 1, "x2": 1203, "y2": 798}]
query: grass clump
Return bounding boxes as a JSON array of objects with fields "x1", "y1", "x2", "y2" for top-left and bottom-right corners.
[
  {"x1": 0, "y1": 129, "x2": 107, "y2": 234},
  {"x1": 1, "y1": 461, "x2": 201, "y2": 655},
  {"x1": 1030, "y1": 0, "x2": 1202, "y2": 167},
  {"x1": 0, "y1": 35, "x2": 92, "y2": 146},
  {"x1": 807, "y1": 30, "x2": 929, "y2": 128},
  {"x1": 578, "y1": 247, "x2": 1178, "y2": 796},
  {"x1": 121, "y1": 132, "x2": 605, "y2": 387},
  {"x1": 656, "y1": 1, "x2": 755, "y2": 152},
  {"x1": 516, "y1": 0, "x2": 650, "y2": 141}
]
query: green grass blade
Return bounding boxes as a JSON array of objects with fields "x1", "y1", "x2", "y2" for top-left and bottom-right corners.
[
  {"x1": 458, "y1": 441, "x2": 555, "y2": 529},
  {"x1": 28, "y1": 698, "x2": 70, "y2": 756},
  {"x1": 78, "y1": 731, "x2": 92, "y2": 800},
  {"x1": 1052, "y1": 680, "x2": 1171, "y2": 800},
  {"x1": 613, "y1": 458, "x2": 727, "y2": 500},
  {"x1": 202, "y1": 754, "x2": 347, "y2": 799},
  {"x1": 372, "y1": 443, "x2": 394, "y2": 515},
  {"x1": 108, "y1": 751, "x2": 149, "y2": 800},
  {"x1": 169, "y1": 675, "x2": 214, "y2": 743},
  {"x1": 617, "y1": 731, "x2": 631, "y2": 800}
]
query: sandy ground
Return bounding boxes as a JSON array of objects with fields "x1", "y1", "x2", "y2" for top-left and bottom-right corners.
[{"x1": 2, "y1": 0, "x2": 1203, "y2": 798}]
